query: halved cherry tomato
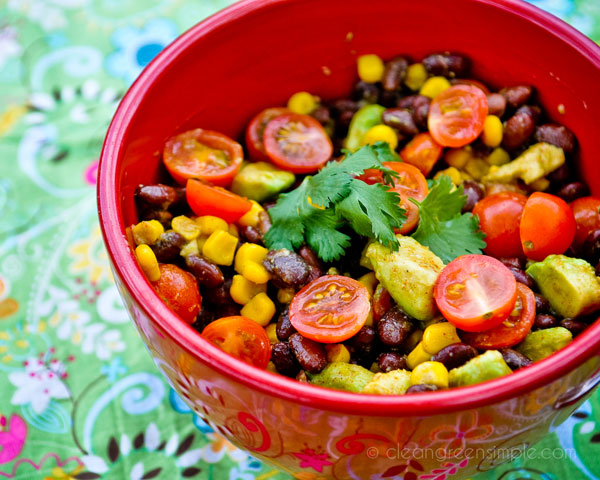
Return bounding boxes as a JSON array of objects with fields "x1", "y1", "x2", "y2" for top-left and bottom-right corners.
[
  {"x1": 520, "y1": 192, "x2": 576, "y2": 261},
  {"x1": 245, "y1": 107, "x2": 290, "y2": 161},
  {"x1": 428, "y1": 85, "x2": 488, "y2": 147},
  {"x1": 570, "y1": 196, "x2": 600, "y2": 248},
  {"x1": 263, "y1": 113, "x2": 332, "y2": 173},
  {"x1": 372, "y1": 283, "x2": 392, "y2": 322},
  {"x1": 201, "y1": 316, "x2": 271, "y2": 369},
  {"x1": 152, "y1": 264, "x2": 201, "y2": 324},
  {"x1": 450, "y1": 78, "x2": 490, "y2": 95},
  {"x1": 399, "y1": 132, "x2": 443, "y2": 176},
  {"x1": 460, "y1": 283, "x2": 536, "y2": 349},
  {"x1": 186, "y1": 178, "x2": 252, "y2": 223},
  {"x1": 434, "y1": 255, "x2": 518, "y2": 332},
  {"x1": 472, "y1": 192, "x2": 528, "y2": 258},
  {"x1": 289, "y1": 275, "x2": 370, "y2": 343},
  {"x1": 163, "y1": 129, "x2": 243, "y2": 187}
]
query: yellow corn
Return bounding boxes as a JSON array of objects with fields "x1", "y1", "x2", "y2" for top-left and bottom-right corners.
[
  {"x1": 357, "y1": 54, "x2": 385, "y2": 83},
  {"x1": 481, "y1": 115, "x2": 503, "y2": 147},
  {"x1": 202, "y1": 230, "x2": 238, "y2": 266},
  {"x1": 362, "y1": 124, "x2": 398, "y2": 150},
  {"x1": 135, "y1": 244, "x2": 160, "y2": 282},
  {"x1": 132, "y1": 220, "x2": 164, "y2": 246},
  {"x1": 434, "y1": 167, "x2": 462, "y2": 185},
  {"x1": 277, "y1": 288, "x2": 295, "y2": 304},
  {"x1": 404, "y1": 63, "x2": 428, "y2": 91},
  {"x1": 325, "y1": 344, "x2": 351, "y2": 363},
  {"x1": 288, "y1": 91, "x2": 319, "y2": 114},
  {"x1": 234, "y1": 243, "x2": 271, "y2": 284},
  {"x1": 179, "y1": 240, "x2": 199, "y2": 258},
  {"x1": 486, "y1": 147, "x2": 511, "y2": 166},
  {"x1": 370, "y1": 362, "x2": 382, "y2": 373},
  {"x1": 460, "y1": 171, "x2": 474, "y2": 181},
  {"x1": 357, "y1": 272, "x2": 377, "y2": 297},
  {"x1": 240, "y1": 292, "x2": 276, "y2": 327},
  {"x1": 230, "y1": 274, "x2": 267, "y2": 305},
  {"x1": 196, "y1": 215, "x2": 228, "y2": 236},
  {"x1": 228, "y1": 223, "x2": 239, "y2": 238},
  {"x1": 530, "y1": 177, "x2": 550, "y2": 191},
  {"x1": 464, "y1": 157, "x2": 490, "y2": 181},
  {"x1": 196, "y1": 235, "x2": 208, "y2": 251},
  {"x1": 410, "y1": 361, "x2": 449, "y2": 388},
  {"x1": 238, "y1": 200, "x2": 265, "y2": 228},
  {"x1": 445, "y1": 147, "x2": 473, "y2": 169},
  {"x1": 266, "y1": 361, "x2": 278, "y2": 373},
  {"x1": 172, "y1": 215, "x2": 201, "y2": 241},
  {"x1": 419, "y1": 76, "x2": 451, "y2": 99},
  {"x1": 407, "y1": 342, "x2": 432, "y2": 370},
  {"x1": 364, "y1": 309, "x2": 374, "y2": 327},
  {"x1": 327, "y1": 267, "x2": 340, "y2": 276},
  {"x1": 422, "y1": 322, "x2": 461, "y2": 355},
  {"x1": 241, "y1": 261, "x2": 271, "y2": 284},
  {"x1": 265, "y1": 323, "x2": 279, "y2": 344},
  {"x1": 403, "y1": 329, "x2": 423, "y2": 353}
]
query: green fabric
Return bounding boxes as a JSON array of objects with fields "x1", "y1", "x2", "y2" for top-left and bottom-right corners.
[{"x1": 0, "y1": 1, "x2": 599, "y2": 479}]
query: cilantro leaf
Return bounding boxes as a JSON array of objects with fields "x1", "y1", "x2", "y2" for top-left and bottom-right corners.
[
  {"x1": 411, "y1": 175, "x2": 487, "y2": 264},
  {"x1": 304, "y1": 210, "x2": 351, "y2": 262},
  {"x1": 263, "y1": 182, "x2": 308, "y2": 251}
]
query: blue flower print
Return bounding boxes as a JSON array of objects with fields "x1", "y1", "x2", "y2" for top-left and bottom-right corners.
[{"x1": 168, "y1": 388, "x2": 214, "y2": 434}]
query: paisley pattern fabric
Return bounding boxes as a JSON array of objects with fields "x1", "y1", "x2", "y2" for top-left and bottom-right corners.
[{"x1": 0, "y1": 1, "x2": 599, "y2": 478}]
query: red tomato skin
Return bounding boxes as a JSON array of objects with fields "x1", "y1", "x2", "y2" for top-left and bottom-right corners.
[
  {"x1": 152, "y1": 264, "x2": 201, "y2": 324},
  {"x1": 384, "y1": 161, "x2": 429, "y2": 234},
  {"x1": 472, "y1": 192, "x2": 528, "y2": 258},
  {"x1": 399, "y1": 132, "x2": 443, "y2": 176},
  {"x1": 245, "y1": 107, "x2": 290, "y2": 161},
  {"x1": 570, "y1": 196, "x2": 600, "y2": 248},
  {"x1": 520, "y1": 192, "x2": 576, "y2": 261},
  {"x1": 450, "y1": 78, "x2": 491, "y2": 95},
  {"x1": 186, "y1": 178, "x2": 252, "y2": 223},
  {"x1": 460, "y1": 282, "x2": 536, "y2": 349}
]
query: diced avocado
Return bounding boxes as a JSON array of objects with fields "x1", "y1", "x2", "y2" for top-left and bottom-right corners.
[
  {"x1": 306, "y1": 362, "x2": 374, "y2": 393},
  {"x1": 345, "y1": 104, "x2": 386, "y2": 151},
  {"x1": 365, "y1": 235, "x2": 444, "y2": 321},
  {"x1": 515, "y1": 327, "x2": 572, "y2": 362},
  {"x1": 482, "y1": 142, "x2": 564, "y2": 185},
  {"x1": 231, "y1": 162, "x2": 295, "y2": 202},
  {"x1": 362, "y1": 369, "x2": 412, "y2": 395},
  {"x1": 448, "y1": 350, "x2": 512, "y2": 387},
  {"x1": 526, "y1": 254, "x2": 600, "y2": 318}
]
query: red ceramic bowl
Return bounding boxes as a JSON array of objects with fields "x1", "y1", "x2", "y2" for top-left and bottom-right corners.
[{"x1": 99, "y1": 0, "x2": 600, "y2": 477}]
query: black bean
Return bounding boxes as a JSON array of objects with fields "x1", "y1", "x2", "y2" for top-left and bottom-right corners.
[
  {"x1": 406, "y1": 384, "x2": 439, "y2": 394},
  {"x1": 256, "y1": 211, "x2": 272, "y2": 236},
  {"x1": 461, "y1": 181, "x2": 485, "y2": 213},
  {"x1": 239, "y1": 225, "x2": 262, "y2": 244},
  {"x1": 422, "y1": 53, "x2": 469, "y2": 78},
  {"x1": 192, "y1": 309, "x2": 214, "y2": 332},
  {"x1": 547, "y1": 164, "x2": 571, "y2": 187},
  {"x1": 144, "y1": 209, "x2": 173, "y2": 226},
  {"x1": 311, "y1": 106, "x2": 331, "y2": 125},
  {"x1": 534, "y1": 293, "x2": 551, "y2": 314},
  {"x1": 204, "y1": 278, "x2": 233, "y2": 305},
  {"x1": 557, "y1": 182, "x2": 590, "y2": 204},
  {"x1": 288, "y1": 333, "x2": 327, "y2": 373},
  {"x1": 378, "y1": 307, "x2": 414, "y2": 347},
  {"x1": 596, "y1": 260, "x2": 600, "y2": 277},
  {"x1": 380, "y1": 90, "x2": 400, "y2": 108},
  {"x1": 431, "y1": 343, "x2": 478, "y2": 370},
  {"x1": 534, "y1": 124, "x2": 576, "y2": 153},
  {"x1": 582, "y1": 229, "x2": 600, "y2": 265},
  {"x1": 516, "y1": 105, "x2": 542, "y2": 124},
  {"x1": 276, "y1": 307, "x2": 296, "y2": 341},
  {"x1": 382, "y1": 108, "x2": 419, "y2": 137},
  {"x1": 347, "y1": 326, "x2": 377, "y2": 351},
  {"x1": 185, "y1": 255, "x2": 224, "y2": 288},
  {"x1": 507, "y1": 267, "x2": 535, "y2": 289},
  {"x1": 332, "y1": 99, "x2": 360, "y2": 116},
  {"x1": 560, "y1": 319, "x2": 587, "y2": 336},
  {"x1": 397, "y1": 95, "x2": 430, "y2": 129},
  {"x1": 383, "y1": 56, "x2": 409, "y2": 91},
  {"x1": 264, "y1": 249, "x2": 311, "y2": 289},
  {"x1": 135, "y1": 183, "x2": 182, "y2": 209},
  {"x1": 534, "y1": 314, "x2": 558, "y2": 330},
  {"x1": 500, "y1": 348, "x2": 532, "y2": 370},
  {"x1": 151, "y1": 231, "x2": 185, "y2": 262},
  {"x1": 378, "y1": 352, "x2": 407, "y2": 372},
  {"x1": 499, "y1": 257, "x2": 525, "y2": 270},
  {"x1": 500, "y1": 85, "x2": 533, "y2": 109},
  {"x1": 502, "y1": 112, "x2": 535, "y2": 151},
  {"x1": 352, "y1": 81, "x2": 380, "y2": 104},
  {"x1": 487, "y1": 93, "x2": 506, "y2": 118},
  {"x1": 217, "y1": 303, "x2": 241, "y2": 317},
  {"x1": 271, "y1": 342, "x2": 301, "y2": 377},
  {"x1": 299, "y1": 245, "x2": 322, "y2": 283}
]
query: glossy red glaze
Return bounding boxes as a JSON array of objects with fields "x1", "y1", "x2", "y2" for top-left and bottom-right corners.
[{"x1": 98, "y1": 0, "x2": 600, "y2": 477}]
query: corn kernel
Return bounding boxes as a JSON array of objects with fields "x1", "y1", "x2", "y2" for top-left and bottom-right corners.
[
  {"x1": 266, "y1": 361, "x2": 278, "y2": 373},
  {"x1": 357, "y1": 272, "x2": 377, "y2": 297},
  {"x1": 422, "y1": 322, "x2": 461, "y2": 355},
  {"x1": 327, "y1": 267, "x2": 340, "y2": 276},
  {"x1": 277, "y1": 288, "x2": 295, "y2": 304},
  {"x1": 238, "y1": 200, "x2": 265, "y2": 228},
  {"x1": 410, "y1": 361, "x2": 449, "y2": 388},
  {"x1": 132, "y1": 220, "x2": 164, "y2": 246},
  {"x1": 403, "y1": 329, "x2": 424, "y2": 352},
  {"x1": 434, "y1": 167, "x2": 462, "y2": 185},
  {"x1": 196, "y1": 215, "x2": 228, "y2": 236},
  {"x1": 241, "y1": 292, "x2": 276, "y2": 327},
  {"x1": 135, "y1": 244, "x2": 160, "y2": 282},
  {"x1": 364, "y1": 309, "x2": 374, "y2": 327},
  {"x1": 265, "y1": 323, "x2": 279, "y2": 344},
  {"x1": 404, "y1": 63, "x2": 428, "y2": 91},
  {"x1": 235, "y1": 243, "x2": 269, "y2": 271},
  {"x1": 407, "y1": 342, "x2": 431, "y2": 370},
  {"x1": 241, "y1": 261, "x2": 271, "y2": 284},
  {"x1": 530, "y1": 177, "x2": 550, "y2": 191},
  {"x1": 172, "y1": 215, "x2": 201, "y2": 241},
  {"x1": 180, "y1": 240, "x2": 199, "y2": 258},
  {"x1": 481, "y1": 115, "x2": 503, "y2": 148},
  {"x1": 460, "y1": 171, "x2": 474, "y2": 181},
  {"x1": 362, "y1": 124, "x2": 398, "y2": 150},
  {"x1": 196, "y1": 235, "x2": 208, "y2": 251},
  {"x1": 369, "y1": 362, "x2": 382, "y2": 373},
  {"x1": 228, "y1": 223, "x2": 239, "y2": 238},
  {"x1": 419, "y1": 76, "x2": 451, "y2": 99},
  {"x1": 202, "y1": 230, "x2": 238, "y2": 266},
  {"x1": 486, "y1": 147, "x2": 511, "y2": 166},
  {"x1": 325, "y1": 344, "x2": 351, "y2": 363},
  {"x1": 464, "y1": 157, "x2": 490, "y2": 180},
  {"x1": 288, "y1": 91, "x2": 319, "y2": 114},
  {"x1": 445, "y1": 147, "x2": 473, "y2": 169},
  {"x1": 230, "y1": 274, "x2": 267, "y2": 305},
  {"x1": 357, "y1": 54, "x2": 385, "y2": 83}
]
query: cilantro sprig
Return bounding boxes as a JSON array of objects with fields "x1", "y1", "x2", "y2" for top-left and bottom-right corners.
[{"x1": 264, "y1": 143, "x2": 406, "y2": 261}]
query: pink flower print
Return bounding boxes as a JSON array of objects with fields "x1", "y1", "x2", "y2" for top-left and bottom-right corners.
[
  {"x1": 84, "y1": 159, "x2": 98, "y2": 185},
  {"x1": 0, "y1": 414, "x2": 27, "y2": 464},
  {"x1": 293, "y1": 447, "x2": 333, "y2": 473},
  {"x1": 430, "y1": 412, "x2": 493, "y2": 458},
  {"x1": 419, "y1": 458, "x2": 469, "y2": 480}
]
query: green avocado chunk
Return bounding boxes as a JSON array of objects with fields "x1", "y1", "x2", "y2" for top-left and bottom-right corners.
[
  {"x1": 231, "y1": 161, "x2": 295, "y2": 202},
  {"x1": 448, "y1": 350, "x2": 512, "y2": 387},
  {"x1": 365, "y1": 235, "x2": 445, "y2": 321},
  {"x1": 344, "y1": 104, "x2": 386, "y2": 151},
  {"x1": 306, "y1": 362, "x2": 375, "y2": 393},
  {"x1": 526, "y1": 254, "x2": 600, "y2": 318},
  {"x1": 515, "y1": 327, "x2": 572, "y2": 362},
  {"x1": 361, "y1": 369, "x2": 412, "y2": 395}
]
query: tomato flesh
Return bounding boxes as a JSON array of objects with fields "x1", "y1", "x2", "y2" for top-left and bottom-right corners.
[
  {"x1": 186, "y1": 178, "x2": 252, "y2": 223},
  {"x1": 152, "y1": 264, "x2": 201, "y2": 324},
  {"x1": 428, "y1": 84, "x2": 488, "y2": 147},
  {"x1": 399, "y1": 132, "x2": 443, "y2": 176},
  {"x1": 245, "y1": 107, "x2": 290, "y2": 161},
  {"x1": 570, "y1": 196, "x2": 600, "y2": 248},
  {"x1": 201, "y1": 316, "x2": 271, "y2": 369},
  {"x1": 434, "y1": 255, "x2": 518, "y2": 332},
  {"x1": 289, "y1": 275, "x2": 370, "y2": 343},
  {"x1": 520, "y1": 192, "x2": 576, "y2": 261},
  {"x1": 263, "y1": 113, "x2": 332, "y2": 173},
  {"x1": 163, "y1": 128, "x2": 243, "y2": 187},
  {"x1": 460, "y1": 283, "x2": 536, "y2": 349},
  {"x1": 386, "y1": 162, "x2": 429, "y2": 234}
]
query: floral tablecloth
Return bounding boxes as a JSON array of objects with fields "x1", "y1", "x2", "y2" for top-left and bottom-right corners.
[{"x1": 1, "y1": 1, "x2": 599, "y2": 479}]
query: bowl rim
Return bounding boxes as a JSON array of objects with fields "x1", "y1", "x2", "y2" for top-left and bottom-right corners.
[{"x1": 99, "y1": 0, "x2": 600, "y2": 416}]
